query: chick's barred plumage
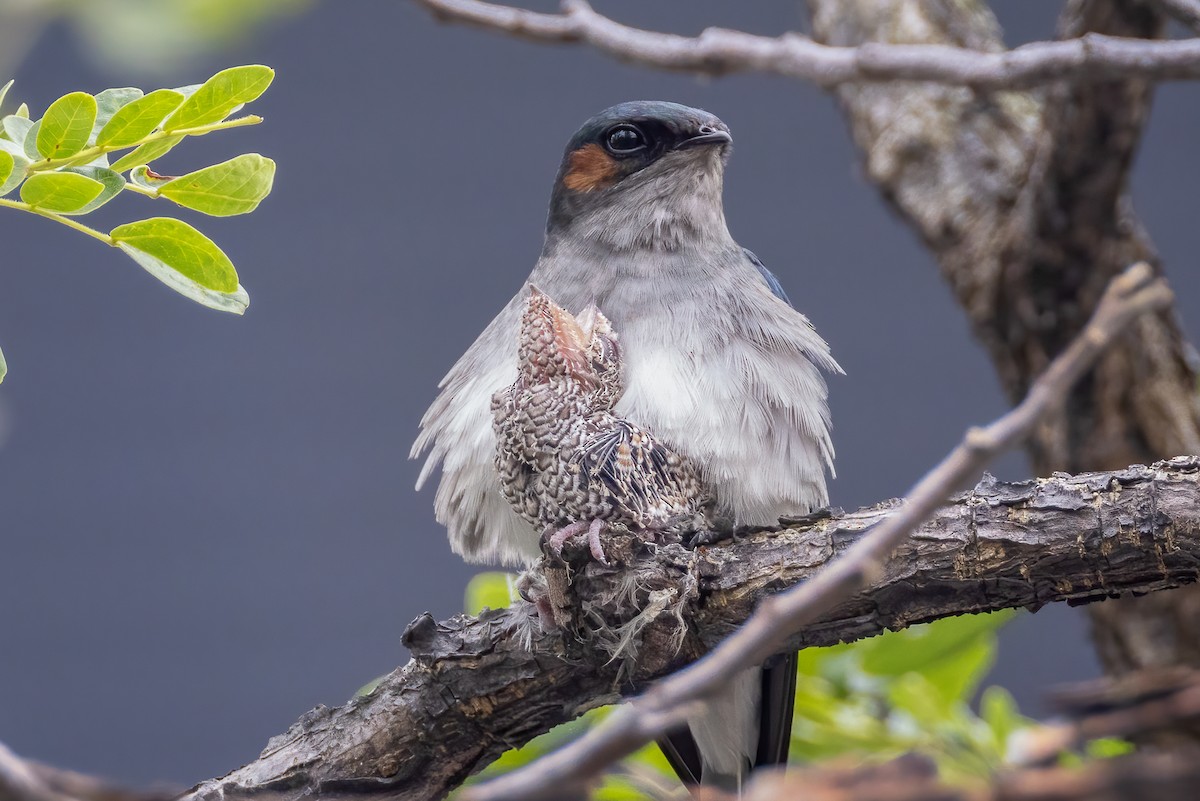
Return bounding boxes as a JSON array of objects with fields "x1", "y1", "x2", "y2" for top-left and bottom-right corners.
[{"x1": 492, "y1": 288, "x2": 711, "y2": 539}]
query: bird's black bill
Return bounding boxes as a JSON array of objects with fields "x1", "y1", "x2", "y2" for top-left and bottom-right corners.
[{"x1": 679, "y1": 129, "x2": 733, "y2": 149}]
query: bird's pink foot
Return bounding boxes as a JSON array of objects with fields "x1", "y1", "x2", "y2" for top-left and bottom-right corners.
[
  {"x1": 544, "y1": 520, "x2": 590, "y2": 557},
  {"x1": 586, "y1": 518, "x2": 609, "y2": 565},
  {"x1": 542, "y1": 519, "x2": 609, "y2": 565},
  {"x1": 515, "y1": 570, "x2": 558, "y2": 632}
]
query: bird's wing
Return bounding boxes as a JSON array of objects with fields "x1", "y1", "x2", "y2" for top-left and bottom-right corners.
[
  {"x1": 576, "y1": 420, "x2": 688, "y2": 524},
  {"x1": 742, "y1": 252, "x2": 807, "y2": 776},
  {"x1": 411, "y1": 292, "x2": 542, "y2": 566},
  {"x1": 742, "y1": 247, "x2": 791, "y2": 306},
  {"x1": 576, "y1": 421, "x2": 651, "y2": 518}
]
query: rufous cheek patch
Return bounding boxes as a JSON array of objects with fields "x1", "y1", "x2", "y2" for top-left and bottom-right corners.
[{"x1": 563, "y1": 143, "x2": 619, "y2": 192}]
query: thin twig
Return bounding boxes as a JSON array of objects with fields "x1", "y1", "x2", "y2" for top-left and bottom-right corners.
[
  {"x1": 465, "y1": 263, "x2": 1174, "y2": 800},
  {"x1": 414, "y1": 0, "x2": 1200, "y2": 89},
  {"x1": 1153, "y1": 0, "x2": 1200, "y2": 35},
  {"x1": 0, "y1": 742, "x2": 73, "y2": 801},
  {"x1": 0, "y1": 740, "x2": 175, "y2": 801}
]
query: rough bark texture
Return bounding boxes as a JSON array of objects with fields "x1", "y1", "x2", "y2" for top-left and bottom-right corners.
[
  {"x1": 174, "y1": 460, "x2": 1200, "y2": 801},
  {"x1": 805, "y1": 0, "x2": 1200, "y2": 684}
]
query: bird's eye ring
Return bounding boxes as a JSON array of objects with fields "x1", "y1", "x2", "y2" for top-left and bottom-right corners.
[{"x1": 604, "y1": 124, "x2": 647, "y2": 155}]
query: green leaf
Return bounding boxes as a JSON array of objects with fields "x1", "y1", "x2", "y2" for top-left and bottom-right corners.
[
  {"x1": 109, "y1": 134, "x2": 184, "y2": 173},
  {"x1": 96, "y1": 89, "x2": 184, "y2": 148},
  {"x1": 20, "y1": 171, "x2": 105, "y2": 212},
  {"x1": 14, "y1": 103, "x2": 28, "y2": 119},
  {"x1": 36, "y1": 92, "x2": 97, "y2": 159},
  {"x1": 1087, "y1": 738, "x2": 1134, "y2": 759},
  {"x1": 0, "y1": 150, "x2": 11, "y2": 186},
  {"x1": 353, "y1": 673, "x2": 388, "y2": 699},
  {"x1": 980, "y1": 686, "x2": 1024, "y2": 754},
  {"x1": 860, "y1": 612, "x2": 1014, "y2": 678},
  {"x1": 91, "y1": 87, "x2": 144, "y2": 142},
  {"x1": 22, "y1": 119, "x2": 41, "y2": 160},
  {"x1": 111, "y1": 217, "x2": 248, "y2": 313},
  {"x1": 2, "y1": 114, "x2": 31, "y2": 146},
  {"x1": 159, "y1": 153, "x2": 275, "y2": 216},
  {"x1": 0, "y1": 79, "x2": 13, "y2": 113},
  {"x1": 464, "y1": 572, "x2": 516, "y2": 615},
  {"x1": 63, "y1": 167, "x2": 125, "y2": 215},
  {"x1": 918, "y1": 637, "x2": 998, "y2": 708},
  {"x1": 163, "y1": 65, "x2": 273, "y2": 131},
  {"x1": 0, "y1": 140, "x2": 30, "y2": 196},
  {"x1": 0, "y1": 341, "x2": 6, "y2": 385}
]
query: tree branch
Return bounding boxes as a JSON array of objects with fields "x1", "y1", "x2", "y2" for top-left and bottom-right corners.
[
  {"x1": 170, "y1": 441, "x2": 1200, "y2": 801},
  {"x1": 413, "y1": 0, "x2": 1200, "y2": 89},
  {"x1": 1152, "y1": 0, "x2": 1200, "y2": 34},
  {"x1": 0, "y1": 740, "x2": 174, "y2": 801}
]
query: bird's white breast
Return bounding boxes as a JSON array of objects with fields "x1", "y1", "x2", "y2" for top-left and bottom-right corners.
[{"x1": 614, "y1": 311, "x2": 832, "y2": 528}]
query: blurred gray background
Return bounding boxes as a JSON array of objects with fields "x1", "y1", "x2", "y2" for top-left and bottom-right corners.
[{"x1": 1, "y1": 0, "x2": 1197, "y2": 788}]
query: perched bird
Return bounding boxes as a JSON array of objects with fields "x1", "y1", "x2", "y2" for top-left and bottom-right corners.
[
  {"x1": 491, "y1": 286, "x2": 711, "y2": 562},
  {"x1": 413, "y1": 101, "x2": 839, "y2": 790}
]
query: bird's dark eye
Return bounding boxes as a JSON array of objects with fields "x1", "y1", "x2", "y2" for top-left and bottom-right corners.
[{"x1": 604, "y1": 125, "x2": 647, "y2": 155}]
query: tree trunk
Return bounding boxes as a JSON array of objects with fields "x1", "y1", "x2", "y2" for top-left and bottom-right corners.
[{"x1": 805, "y1": 0, "x2": 1200, "y2": 684}]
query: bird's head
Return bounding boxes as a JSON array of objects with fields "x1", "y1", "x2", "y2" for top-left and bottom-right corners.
[
  {"x1": 517, "y1": 286, "x2": 622, "y2": 406},
  {"x1": 546, "y1": 101, "x2": 733, "y2": 251}
]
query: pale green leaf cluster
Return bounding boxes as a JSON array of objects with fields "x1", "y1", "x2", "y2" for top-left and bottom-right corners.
[
  {"x1": 790, "y1": 611, "x2": 1028, "y2": 784},
  {"x1": 0, "y1": 66, "x2": 276, "y2": 382}
]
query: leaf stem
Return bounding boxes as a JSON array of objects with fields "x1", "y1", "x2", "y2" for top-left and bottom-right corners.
[
  {"x1": 24, "y1": 114, "x2": 263, "y2": 173},
  {"x1": 122, "y1": 182, "x2": 159, "y2": 198},
  {"x1": 0, "y1": 197, "x2": 115, "y2": 245}
]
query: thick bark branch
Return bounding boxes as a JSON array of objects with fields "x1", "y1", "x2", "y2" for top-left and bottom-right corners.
[
  {"x1": 804, "y1": 0, "x2": 1200, "y2": 692},
  {"x1": 413, "y1": 0, "x2": 1200, "y2": 89},
  {"x1": 174, "y1": 459, "x2": 1200, "y2": 801}
]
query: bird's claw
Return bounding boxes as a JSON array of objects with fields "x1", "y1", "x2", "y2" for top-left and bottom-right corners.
[
  {"x1": 585, "y1": 518, "x2": 609, "y2": 565},
  {"x1": 542, "y1": 519, "x2": 609, "y2": 565}
]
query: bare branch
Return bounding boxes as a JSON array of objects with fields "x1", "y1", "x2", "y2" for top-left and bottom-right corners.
[
  {"x1": 462, "y1": 264, "x2": 1173, "y2": 799},
  {"x1": 0, "y1": 742, "x2": 75, "y2": 801},
  {"x1": 413, "y1": 0, "x2": 1200, "y2": 89},
  {"x1": 0, "y1": 741, "x2": 173, "y2": 801},
  {"x1": 1152, "y1": 0, "x2": 1200, "y2": 34}
]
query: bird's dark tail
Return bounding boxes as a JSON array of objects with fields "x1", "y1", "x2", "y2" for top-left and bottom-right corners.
[{"x1": 656, "y1": 651, "x2": 798, "y2": 796}]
